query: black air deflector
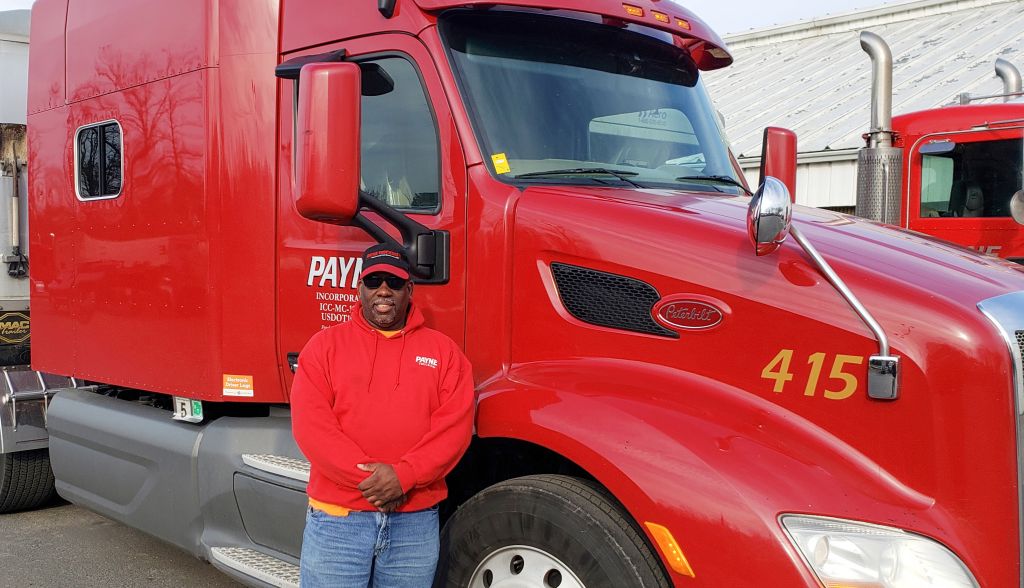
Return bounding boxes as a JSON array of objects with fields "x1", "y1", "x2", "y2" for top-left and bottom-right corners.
[{"x1": 550, "y1": 263, "x2": 677, "y2": 338}]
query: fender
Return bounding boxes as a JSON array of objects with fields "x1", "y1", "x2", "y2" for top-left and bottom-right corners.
[{"x1": 476, "y1": 358, "x2": 956, "y2": 585}]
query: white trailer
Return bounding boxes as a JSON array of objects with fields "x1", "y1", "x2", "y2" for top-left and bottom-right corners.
[{"x1": 0, "y1": 9, "x2": 76, "y2": 513}]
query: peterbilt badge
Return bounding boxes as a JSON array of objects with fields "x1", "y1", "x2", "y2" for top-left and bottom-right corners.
[{"x1": 652, "y1": 297, "x2": 724, "y2": 331}]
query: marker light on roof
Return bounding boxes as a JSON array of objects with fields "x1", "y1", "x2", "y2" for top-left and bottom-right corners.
[
  {"x1": 652, "y1": 11, "x2": 670, "y2": 23},
  {"x1": 676, "y1": 18, "x2": 691, "y2": 29},
  {"x1": 622, "y1": 4, "x2": 644, "y2": 17}
]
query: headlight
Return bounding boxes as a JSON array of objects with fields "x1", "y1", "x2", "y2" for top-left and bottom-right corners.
[{"x1": 781, "y1": 515, "x2": 978, "y2": 588}]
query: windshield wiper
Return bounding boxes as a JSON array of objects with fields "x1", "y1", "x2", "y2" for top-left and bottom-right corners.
[
  {"x1": 514, "y1": 168, "x2": 642, "y2": 188},
  {"x1": 675, "y1": 174, "x2": 752, "y2": 196}
]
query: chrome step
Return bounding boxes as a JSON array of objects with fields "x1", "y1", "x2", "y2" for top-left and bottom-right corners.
[
  {"x1": 242, "y1": 453, "x2": 310, "y2": 483},
  {"x1": 210, "y1": 547, "x2": 299, "y2": 588}
]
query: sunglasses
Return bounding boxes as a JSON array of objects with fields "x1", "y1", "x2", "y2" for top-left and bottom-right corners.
[{"x1": 362, "y1": 274, "x2": 409, "y2": 290}]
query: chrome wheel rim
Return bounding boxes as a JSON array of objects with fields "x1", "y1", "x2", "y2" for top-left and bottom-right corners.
[{"x1": 469, "y1": 545, "x2": 586, "y2": 588}]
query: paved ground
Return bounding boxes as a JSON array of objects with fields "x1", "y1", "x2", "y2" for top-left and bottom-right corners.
[{"x1": 0, "y1": 500, "x2": 242, "y2": 587}]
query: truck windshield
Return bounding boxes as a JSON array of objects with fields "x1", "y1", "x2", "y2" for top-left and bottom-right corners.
[{"x1": 440, "y1": 10, "x2": 743, "y2": 194}]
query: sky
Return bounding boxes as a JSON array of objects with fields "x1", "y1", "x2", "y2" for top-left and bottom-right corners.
[
  {"x1": 0, "y1": 0, "x2": 29, "y2": 10},
  {"x1": 692, "y1": 0, "x2": 902, "y2": 34},
  {"x1": 0, "y1": 0, "x2": 903, "y2": 35}
]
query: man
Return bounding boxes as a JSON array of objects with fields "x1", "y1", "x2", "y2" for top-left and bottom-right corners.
[{"x1": 291, "y1": 243, "x2": 475, "y2": 588}]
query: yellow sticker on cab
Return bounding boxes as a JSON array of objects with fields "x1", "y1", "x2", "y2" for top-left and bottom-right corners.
[{"x1": 491, "y1": 153, "x2": 511, "y2": 174}]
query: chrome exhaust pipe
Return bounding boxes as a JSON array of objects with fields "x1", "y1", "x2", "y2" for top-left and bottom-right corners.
[
  {"x1": 995, "y1": 58, "x2": 1022, "y2": 102},
  {"x1": 856, "y1": 31, "x2": 902, "y2": 224},
  {"x1": 860, "y1": 31, "x2": 894, "y2": 148}
]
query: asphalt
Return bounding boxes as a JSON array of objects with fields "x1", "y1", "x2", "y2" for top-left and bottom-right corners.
[{"x1": 0, "y1": 500, "x2": 242, "y2": 587}]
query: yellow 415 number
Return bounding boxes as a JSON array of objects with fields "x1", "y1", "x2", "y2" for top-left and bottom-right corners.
[{"x1": 761, "y1": 349, "x2": 864, "y2": 400}]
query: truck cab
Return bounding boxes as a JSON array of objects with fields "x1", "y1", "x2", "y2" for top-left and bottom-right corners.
[
  {"x1": 857, "y1": 32, "x2": 1024, "y2": 263},
  {"x1": 22, "y1": 1, "x2": 1024, "y2": 587},
  {"x1": 899, "y1": 103, "x2": 1024, "y2": 259}
]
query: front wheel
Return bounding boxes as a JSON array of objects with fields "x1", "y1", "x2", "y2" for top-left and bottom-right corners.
[{"x1": 436, "y1": 474, "x2": 670, "y2": 588}]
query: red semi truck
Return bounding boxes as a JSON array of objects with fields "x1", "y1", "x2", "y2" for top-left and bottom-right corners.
[
  {"x1": 857, "y1": 31, "x2": 1024, "y2": 262},
  {"x1": 16, "y1": 0, "x2": 1024, "y2": 586}
]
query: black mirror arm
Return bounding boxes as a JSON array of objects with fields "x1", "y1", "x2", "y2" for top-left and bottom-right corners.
[
  {"x1": 275, "y1": 50, "x2": 347, "y2": 80},
  {"x1": 355, "y1": 192, "x2": 450, "y2": 284}
]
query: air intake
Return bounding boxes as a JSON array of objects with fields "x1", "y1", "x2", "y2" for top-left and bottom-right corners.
[{"x1": 551, "y1": 263, "x2": 677, "y2": 338}]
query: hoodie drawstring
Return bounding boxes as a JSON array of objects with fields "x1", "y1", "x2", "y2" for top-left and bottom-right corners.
[
  {"x1": 367, "y1": 334, "x2": 380, "y2": 392},
  {"x1": 395, "y1": 335, "x2": 407, "y2": 391}
]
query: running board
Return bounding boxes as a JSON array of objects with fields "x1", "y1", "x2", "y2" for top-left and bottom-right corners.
[
  {"x1": 241, "y1": 454, "x2": 310, "y2": 483},
  {"x1": 210, "y1": 547, "x2": 299, "y2": 588}
]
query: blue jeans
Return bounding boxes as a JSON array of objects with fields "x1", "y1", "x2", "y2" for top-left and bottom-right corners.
[{"x1": 300, "y1": 506, "x2": 439, "y2": 588}]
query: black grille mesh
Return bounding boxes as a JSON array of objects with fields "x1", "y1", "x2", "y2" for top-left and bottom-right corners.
[
  {"x1": 1017, "y1": 331, "x2": 1024, "y2": 364},
  {"x1": 551, "y1": 263, "x2": 677, "y2": 338}
]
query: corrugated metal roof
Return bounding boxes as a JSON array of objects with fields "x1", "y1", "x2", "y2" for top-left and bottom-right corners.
[{"x1": 702, "y1": 0, "x2": 1024, "y2": 159}]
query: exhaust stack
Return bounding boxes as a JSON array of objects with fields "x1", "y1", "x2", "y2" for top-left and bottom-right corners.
[
  {"x1": 995, "y1": 58, "x2": 1022, "y2": 102},
  {"x1": 860, "y1": 31, "x2": 894, "y2": 149},
  {"x1": 855, "y1": 31, "x2": 903, "y2": 224}
]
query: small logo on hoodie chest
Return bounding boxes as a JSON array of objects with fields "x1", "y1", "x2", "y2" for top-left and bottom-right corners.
[{"x1": 416, "y1": 356, "x2": 439, "y2": 369}]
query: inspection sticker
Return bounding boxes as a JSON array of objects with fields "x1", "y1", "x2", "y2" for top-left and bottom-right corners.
[
  {"x1": 223, "y1": 374, "x2": 254, "y2": 397},
  {"x1": 491, "y1": 152, "x2": 511, "y2": 174}
]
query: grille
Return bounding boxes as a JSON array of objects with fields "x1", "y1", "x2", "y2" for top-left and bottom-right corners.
[
  {"x1": 977, "y1": 293, "x2": 1024, "y2": 587},
  {"x1": 551, "y1": 263, "x2": 677, "y2": 338}
]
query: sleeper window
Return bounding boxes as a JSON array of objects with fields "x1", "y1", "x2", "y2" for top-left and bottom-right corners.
[{"x1": 76, "y1": 121, "x2": 123, "y2": 199}]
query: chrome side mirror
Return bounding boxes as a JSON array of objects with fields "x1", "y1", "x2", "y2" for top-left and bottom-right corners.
[
  {"x1": 747, "y1": 176, "x2": 793, "y2": 255},
  {"x1": 1010, "y1": 190, "x2": 1024, "y2": 225}
]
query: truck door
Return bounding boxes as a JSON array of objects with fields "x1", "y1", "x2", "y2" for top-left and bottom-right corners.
[
  {"x1": 907, "y1": 128, "x2": 1024, "y2": 262},
  {"x1": 276, "y1": 35, "x2": 467, "y2": 385}
]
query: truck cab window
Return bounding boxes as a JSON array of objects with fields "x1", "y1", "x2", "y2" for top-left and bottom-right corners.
[
  {"x1": 76, "y1": 121, "x2": 122, "y2": 200},
  {"x1": 918, "y1": 137, "x2": 1023, "y2": 218},
  {"x1": 359, "y1": 57, "x2": 440, "y2": 213}
]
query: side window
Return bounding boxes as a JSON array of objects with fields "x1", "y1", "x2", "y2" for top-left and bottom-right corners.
[
  {"x1": 76, "y1": 121, "x2": 123, "y2": 199},
  {"x1": 920, "y1": 154, "x2": 954, "y2": 217},
  {"x1": 359, "y1": 57, "x2": 440, "y2": 213}
]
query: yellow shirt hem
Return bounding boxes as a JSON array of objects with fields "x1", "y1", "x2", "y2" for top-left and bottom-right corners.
[{"x1": 308, "y1": 497, "x2": 351, "y2": 517}]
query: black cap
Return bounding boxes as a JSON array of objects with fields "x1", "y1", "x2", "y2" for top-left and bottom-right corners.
[{"x1": 359, "y1": 243, "x2": 411, "y2": 280}]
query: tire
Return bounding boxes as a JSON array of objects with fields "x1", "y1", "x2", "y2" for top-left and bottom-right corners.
[
  {"x1": 0, "y1": 449, "x2": 57, "y2": 513},
  {"x1": 436, "y1": 474, "x2": 670, "y2": 588}
]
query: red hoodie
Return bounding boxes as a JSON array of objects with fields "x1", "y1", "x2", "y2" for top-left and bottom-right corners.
[{"x1": 291, "y1": 301, "x2": 474, "y2": 512}]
